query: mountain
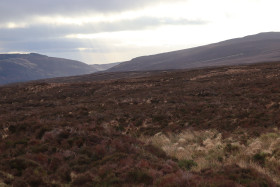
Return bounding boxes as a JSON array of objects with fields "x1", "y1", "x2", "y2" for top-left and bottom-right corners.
[
  {"x1": 90, "y1": 62, "x2": 121, "y2": 71},
  {"x1": 0, "y1": 53, "x2": 97, "y2": 85},
  {"x1": 107, "y1": 32, "x2": 280, "y2": 72}
]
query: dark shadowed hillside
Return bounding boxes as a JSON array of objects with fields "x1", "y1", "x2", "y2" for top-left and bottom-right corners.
[
  {"x1": 0, "y1": 53, "x2": 98, "y2": 85},
  {"x1": 1, "y1": 61, "x2": 280, "y2": 186},
  {"x1": 108, "y1": 32, "x2": 280, "y2": 72}
]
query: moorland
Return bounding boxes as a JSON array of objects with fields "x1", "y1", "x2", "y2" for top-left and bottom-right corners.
[{"x1": 1, "y1": 61, "x2": 280, "y2": 186}]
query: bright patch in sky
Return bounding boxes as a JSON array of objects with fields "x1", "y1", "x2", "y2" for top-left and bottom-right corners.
[{"x1": 0, "y1": 0, "x2": 279, "y2": 64}]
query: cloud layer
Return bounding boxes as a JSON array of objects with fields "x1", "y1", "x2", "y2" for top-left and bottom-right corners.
[{"x1": 0, "y1": 0, "x2": 185, "y2": 22}]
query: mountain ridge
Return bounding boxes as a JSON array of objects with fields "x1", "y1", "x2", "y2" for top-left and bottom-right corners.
[{"x1": 107, "y1": 32, "x2": 280, "y2": 72}]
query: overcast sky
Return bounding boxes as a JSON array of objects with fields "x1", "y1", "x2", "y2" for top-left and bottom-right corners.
[{"x1": 0, "y1": 0, "x2": 279, "y2": 64}]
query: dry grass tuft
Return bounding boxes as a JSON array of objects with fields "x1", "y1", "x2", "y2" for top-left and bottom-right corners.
[{"x1": 141, "y1": 129, "x2": 280, "y2": 185}]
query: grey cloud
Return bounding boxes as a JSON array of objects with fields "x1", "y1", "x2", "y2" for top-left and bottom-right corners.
[
  {"x1": 0, "y1": 0, "x2": 185, "y2": 22},
  {"x1": 2, "y1": 37, "x2": 104, "y2": 53},
  {"x1": 0, "y1": 17, "x2": 206, "y2": 42}
]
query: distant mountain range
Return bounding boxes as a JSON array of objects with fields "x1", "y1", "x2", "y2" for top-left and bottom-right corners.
[
  {"x1": 107, "y1": 32, "x2": 280, "y2": 72},
  {"x1": 0, "y1": 53, "x2": 119, "y2": 85}
]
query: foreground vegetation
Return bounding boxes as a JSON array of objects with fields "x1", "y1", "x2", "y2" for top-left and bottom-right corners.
[
  {"x1": 141, "y1": 129, "x2": 280, "y2": 184},
  {"x1": 1, "y1": 62, "x2": 280, "y2": 186}
]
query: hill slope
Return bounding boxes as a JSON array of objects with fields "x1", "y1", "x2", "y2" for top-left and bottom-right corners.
[
  {"x1": 90, "y1": 62, "x2": 121, "y2": 71},
  {"x1": 1, "y1": 62, "x2": 280, "y2": 186},
  {"x1": 108, "y1": 32, "x2": 280, "y2": 72},
  {"x1": 0, "y1": 53, "x2": 97, "y2": 85}
]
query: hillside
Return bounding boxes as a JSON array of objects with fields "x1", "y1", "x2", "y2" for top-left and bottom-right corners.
[
  {"x1": 108, "y1": 32, "x2": 280, "y2": 72},
  {"x1": 1, "y1": 61, "x2": 280, "y2": 186},
  {"x1": 0, "y1": 53, "x2": 98, "y2": 85}
]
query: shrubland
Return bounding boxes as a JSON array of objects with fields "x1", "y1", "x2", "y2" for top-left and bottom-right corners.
[{"x1": 1, "y1": 62, "x2": 280, "y2": 186}]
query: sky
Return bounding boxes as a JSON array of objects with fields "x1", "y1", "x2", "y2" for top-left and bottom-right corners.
[{"x1": 0, "y1": 0, "x2": 279, "y2": 64}]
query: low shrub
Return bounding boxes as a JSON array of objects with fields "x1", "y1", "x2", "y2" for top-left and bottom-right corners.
[
  {"x1": 178, "y1": 159, "x2": 198, "y2": 170},
  {"x1": 253, "y1": 152, "x2": 267, "y2": 166},
  {"x1": 145, "y1": 144, "x2": 168, "y2": 159},
  {"x1": 224, "y1": 143, "x2": 239, "y2": 154},
  {"x1": 126, "y1": 169, "x2": 153, "y2": 185}
]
